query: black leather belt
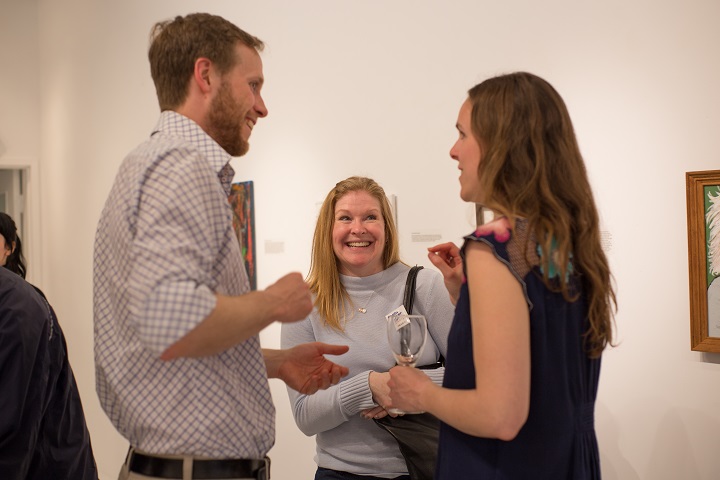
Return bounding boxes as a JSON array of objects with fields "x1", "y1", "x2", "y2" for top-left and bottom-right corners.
[{"x1": 128, "y1": 451, "x2": 269, "y2": 479}]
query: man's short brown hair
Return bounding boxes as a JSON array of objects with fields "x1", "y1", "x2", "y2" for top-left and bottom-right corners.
[{"x1": 148, "y1": 13, "x2": 264, "y2": 111}]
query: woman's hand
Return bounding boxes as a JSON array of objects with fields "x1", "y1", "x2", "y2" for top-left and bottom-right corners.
[
  {"x1": 361, "y1": 371, "x2": 404, "y2": 419},
  {"x1": 368, "y1": 371, "x2": 392, "y2": 408},
  {"x1": 428, "y1": 242, "x2": 463, "y2": 304},
  {"x1": 361, "y1": 405, "x2": 391, "y2": 419},
  {"x1": 387, "y1": 365, "x2": 435, "y2": 413}
]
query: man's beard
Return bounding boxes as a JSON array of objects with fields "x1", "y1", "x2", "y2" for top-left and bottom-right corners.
[{"x1": 207, "y1": 81, "x2": 249, "y2": 157}]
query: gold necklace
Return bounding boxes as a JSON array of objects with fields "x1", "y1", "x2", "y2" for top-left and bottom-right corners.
[
  {"x1": 354, "y1": 270, "x2": 385, "y2": 314},
  {"x1": 357, "y1": 290, "x2": 375, "y2": 314}
]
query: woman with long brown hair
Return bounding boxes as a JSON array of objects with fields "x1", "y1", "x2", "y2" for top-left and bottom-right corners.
[{"x1": 388, "y1": 72, "x2": 616, "y2": 479}]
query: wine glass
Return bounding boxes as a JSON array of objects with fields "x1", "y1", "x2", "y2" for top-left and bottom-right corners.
[{"x1": 386, "y1": 314, "x2": 428, "y2": 414}]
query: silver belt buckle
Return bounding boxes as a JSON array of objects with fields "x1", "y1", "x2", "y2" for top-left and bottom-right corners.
[{"x1": 256, "y1": 456, "x2": 270, "y2": 480}]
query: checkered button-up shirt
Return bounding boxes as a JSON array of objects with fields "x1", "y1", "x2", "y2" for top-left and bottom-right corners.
[{"x1": 93, "y1": 111, "x2": 274, "y2": 457}]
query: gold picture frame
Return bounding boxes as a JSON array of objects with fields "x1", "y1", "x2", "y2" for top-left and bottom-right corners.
[{"x1": 686, "y1": 170, "x2": 720, "y2": 352}]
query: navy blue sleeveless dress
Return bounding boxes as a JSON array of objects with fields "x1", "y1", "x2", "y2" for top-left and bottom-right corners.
[{"x1": 436, "y1": 219, "x2": 601, "y2": 479}]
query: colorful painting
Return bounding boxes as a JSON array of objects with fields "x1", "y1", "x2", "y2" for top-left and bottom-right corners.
[
  {"x1": 686, "y1": 170, "x2": 720, "y2": 352},
  {"x1": 229, "y1": 181, "x2": 257, "y2": 291}
]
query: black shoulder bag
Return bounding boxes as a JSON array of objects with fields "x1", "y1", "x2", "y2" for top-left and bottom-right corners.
[{"x1": 373, "y1": 265, "x2": 442, "y2": 480}]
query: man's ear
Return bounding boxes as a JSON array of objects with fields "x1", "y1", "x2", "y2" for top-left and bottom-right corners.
[{"x1": 193, "y1": 57, "x2": 213, "y2": 94}]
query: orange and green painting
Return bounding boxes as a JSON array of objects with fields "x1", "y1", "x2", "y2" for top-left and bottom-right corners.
[{"x1": 229, "y1": 181, "x2": 256, "y2": 290}]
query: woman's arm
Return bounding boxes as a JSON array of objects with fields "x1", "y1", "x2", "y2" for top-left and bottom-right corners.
[{"x1": 389, "y1": 242, "x2": 531, "y2": 440}]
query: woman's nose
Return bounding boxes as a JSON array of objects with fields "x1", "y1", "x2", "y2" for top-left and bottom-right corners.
[{"x1": 351, "y1": 221, "x2": 366, "y2": 234}]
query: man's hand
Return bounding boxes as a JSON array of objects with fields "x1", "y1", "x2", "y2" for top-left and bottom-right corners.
[
  {"x1": 264, "y1": 343, "x2": 349, "y2": 395},
  {"x1": 264, "y1": 273, "x2": 313, "y2": 323}
]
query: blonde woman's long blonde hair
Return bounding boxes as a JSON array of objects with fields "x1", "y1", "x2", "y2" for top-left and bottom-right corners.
[{"x1": 308, "y1": 177, "x2": 401, "y2": 331}]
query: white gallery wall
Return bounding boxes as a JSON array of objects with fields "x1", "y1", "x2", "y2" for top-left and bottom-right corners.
[
  {"x1": 2, "y1": 0, "x2": 720, "y2": 478},
  {"x1": 0, "y1": 0, "x2": 42, "y2": 286}
]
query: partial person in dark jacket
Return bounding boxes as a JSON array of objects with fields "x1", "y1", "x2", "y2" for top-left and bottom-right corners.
[
  {"x1": 0, "y1": 212, "x2": 27, "y2": 278},
  {"x1": 0, "y1": 213, "x2": 98, "y2": 479}
]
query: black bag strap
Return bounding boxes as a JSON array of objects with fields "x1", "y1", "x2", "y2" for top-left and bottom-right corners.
[
  {"x1": 403, "y1": 265, "x2": 445, "y2": 369},
  {"x1": 403, "y1": 265, "x2": 424, "y2": 314}
]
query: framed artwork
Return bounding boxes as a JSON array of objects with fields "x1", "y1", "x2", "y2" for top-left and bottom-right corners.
[
  {"x1": 475, "y1": 204, "x2": 495, "y2": 226},
  {"x1": 686, "y1": 170, "x2": 720, "y2": 352},
  {"x1": 229, "y1": 181, "x2": 257, "y2": 291}
]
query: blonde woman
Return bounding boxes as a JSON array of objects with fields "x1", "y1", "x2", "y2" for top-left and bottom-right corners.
[{"x1": 281, "y1": 176, "x2": 455, "y2": 479}]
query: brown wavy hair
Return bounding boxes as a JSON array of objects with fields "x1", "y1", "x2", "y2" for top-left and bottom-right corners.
[
  {"x1": 148, "y1": 13, "x2": 264, "y2": 111},
  {"x1": 308, "y1": 177, "x2": 401, "y2": 331},
  {"x1": 467, "y1": 72, "x2": 615, "y2": 358}
]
